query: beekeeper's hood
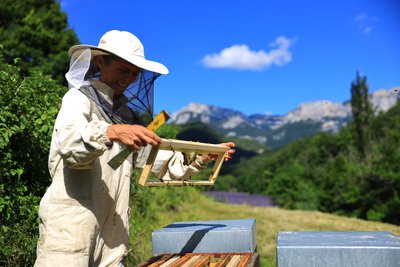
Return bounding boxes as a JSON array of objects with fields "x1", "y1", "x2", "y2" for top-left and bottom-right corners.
[{"x1": 65, "y1": 30, "x2": 169, "y2": 126}]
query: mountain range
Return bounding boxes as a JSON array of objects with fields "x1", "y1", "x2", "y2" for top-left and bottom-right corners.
[{"x1": 171, "y1": 87, "x2": 399, "y2": 149}]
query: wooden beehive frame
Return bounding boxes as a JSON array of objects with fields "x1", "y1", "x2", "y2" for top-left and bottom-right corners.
[
  {"x1": 138, "y1": 138, "x2": 229, "y2": 186},
  {"x1": 137, "y1": 252, "x2": 260, "y2": 267}
]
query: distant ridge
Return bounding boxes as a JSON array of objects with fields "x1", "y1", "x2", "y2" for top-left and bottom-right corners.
[{"x1": 171, "y1": 87, "x2": 399, "y2": 149}]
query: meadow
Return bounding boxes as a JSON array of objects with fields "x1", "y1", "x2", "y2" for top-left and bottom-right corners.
[{"x1": 129, "y1": 188, "x2": 400, "y2": 266}]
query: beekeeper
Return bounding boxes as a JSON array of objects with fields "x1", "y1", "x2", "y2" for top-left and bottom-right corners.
[{"x1": 34, "y1": 30, "x2": 235, "y2": 267}]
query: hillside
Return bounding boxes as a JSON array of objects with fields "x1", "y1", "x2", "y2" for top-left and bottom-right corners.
[
  {"x1": 218, "y1": 101, "x2": 400, "y2": 226},
  {"x1": 128, "y1": 189, "x2": 400, "y2": 267},
  {"x1": 176, "y1": 121, "x2": 262, "y2": 166}
]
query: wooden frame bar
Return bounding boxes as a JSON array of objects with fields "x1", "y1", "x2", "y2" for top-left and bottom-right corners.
[{"x1": 138, "y1": 138, "x2": 229, "y2": 186}]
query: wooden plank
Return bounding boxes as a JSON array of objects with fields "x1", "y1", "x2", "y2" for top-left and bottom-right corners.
[
  {"x1": 237, "y1": 254, "x2": 251, "y2": 267},
  {"x1": 138, "y1": 145, "x2": 159, "y2": 186},
  {"x1": 170, "y1": 254, "x2": 192, "y2": 267},
  {"x1": 226, "y1": 255, "x2": 241, "y2": 267},
  {"x1": 159, "y1": 256, "x2": 181, "y2": 267},
  {"x1": 136, "y1": 255, "x2": 163, "y2": 267},
  {"x1": 213, "y1": 254, "x2": 231, "y2": 267},
  {"x1": 148, "y1": 254, "x2": 175, "y2": 267},
  {"x1": 209, "y1": 153, "x2": 225, "y2": 183},
  {"x1": 193, "y1": 254, "x2": 211, "y2": 267},
  {"x1": 159, "y1": 139, "x2": 229, "y2": 153},
  {"x1": 181, "y1": 255, "x2": 201, "y2": 267}
]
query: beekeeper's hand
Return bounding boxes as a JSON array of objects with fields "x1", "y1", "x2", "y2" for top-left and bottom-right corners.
[{"x1": 107, "y1": 124, "x2": 162, "y2": 151}]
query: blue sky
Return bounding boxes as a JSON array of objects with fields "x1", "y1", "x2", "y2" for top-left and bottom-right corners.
[{"x1": 60, "y1": 0, "x2": 400, "y2": 116}]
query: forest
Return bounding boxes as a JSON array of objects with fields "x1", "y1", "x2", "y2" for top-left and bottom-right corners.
[{"x1": 1, "y1": 0, "x2": 399, "y2": 266}]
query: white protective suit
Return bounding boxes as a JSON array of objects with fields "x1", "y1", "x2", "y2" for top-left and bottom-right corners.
[{"x1": 34, "y1": 80, "x2": 206, "y2": 267}]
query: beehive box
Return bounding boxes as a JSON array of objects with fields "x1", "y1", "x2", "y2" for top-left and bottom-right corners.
[
  {"x1": 152, "y1": 219, "x2": 257, "y2": 255},
  {"x1": 277, "y1": 231, "x2": 400, "y2": 267}
]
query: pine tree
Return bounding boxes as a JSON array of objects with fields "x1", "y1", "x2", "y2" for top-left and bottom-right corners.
[{"x1": 350, "y1": 72, "x2": 373, "y2": 157}]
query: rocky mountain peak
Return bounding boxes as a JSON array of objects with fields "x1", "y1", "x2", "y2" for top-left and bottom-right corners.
[
  {"x1": 171, "y1": 87, "x2": 399, "y2": 148},
  {"x1": 171, "y1": 102, "x2": 247, "y2": 126},
  {"x1": 370, "y1": 88, "x2": 399, "y2": 112},
  {"x1": 283, "y1": 100, "x2": 350, "y2": 123}
]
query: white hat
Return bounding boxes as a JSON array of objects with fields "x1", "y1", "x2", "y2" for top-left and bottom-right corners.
[{"x1": 68, "y1": 30, "x2": 169, "y2": 75}]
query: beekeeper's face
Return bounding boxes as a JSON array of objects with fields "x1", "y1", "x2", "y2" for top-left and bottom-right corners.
[{"x1": 97, "y1": 56, "x2": 141, "y2": 97}]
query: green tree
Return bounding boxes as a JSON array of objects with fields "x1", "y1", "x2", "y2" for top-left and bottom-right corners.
[
  {"x1": 0, "y1": 49, "x2": 66, "y2": 265},
  {"x1": 350, "y1": 72, "x2": 373, "y2": 157},
  {"x1": 0, "y1": 0, "x2": 78, "y2": 83},
  {"x1": 361, "y1": 102, "x2": 400, "y2": 223}
]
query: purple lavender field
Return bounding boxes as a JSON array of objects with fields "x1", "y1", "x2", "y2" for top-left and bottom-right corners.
[{"x1": 203, "y1": 191, "x2": 276, "y2": 207}]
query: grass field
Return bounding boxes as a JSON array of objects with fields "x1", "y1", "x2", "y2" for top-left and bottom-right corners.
[{"x1": 130, "y1": 188, "x2": 400, "y2": 266}]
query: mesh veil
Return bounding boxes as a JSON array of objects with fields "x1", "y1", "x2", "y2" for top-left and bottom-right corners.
[{"x1": 65, "y1": 48, "x2": 160, "y2": 126}]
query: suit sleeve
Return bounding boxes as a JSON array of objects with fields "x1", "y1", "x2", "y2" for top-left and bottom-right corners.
[
  {"x1": 53, "y1": 89, "x2": 112, "y2": 168},
  {"x1": 134, "y1": 145, "x2": 207, "y2": 181}
]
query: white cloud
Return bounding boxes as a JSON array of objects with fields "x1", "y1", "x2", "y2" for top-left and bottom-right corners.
[
  {"x1": 353, "y1": 12, "x2": 377, "y2": 36},
  {"x1": 354, "y1": 13, "x2": 368, "y2": 22},
  {"x1": 363, "y1": 26, "x2": 372, "y2": 35},
  {"x1": 202, "y1": 36, "x2": 295, "y2": 71}
]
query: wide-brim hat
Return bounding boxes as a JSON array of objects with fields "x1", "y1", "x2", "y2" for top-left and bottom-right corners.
[{"x1": 68, "y1": 30, "x2": 169, "y2": 75}]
